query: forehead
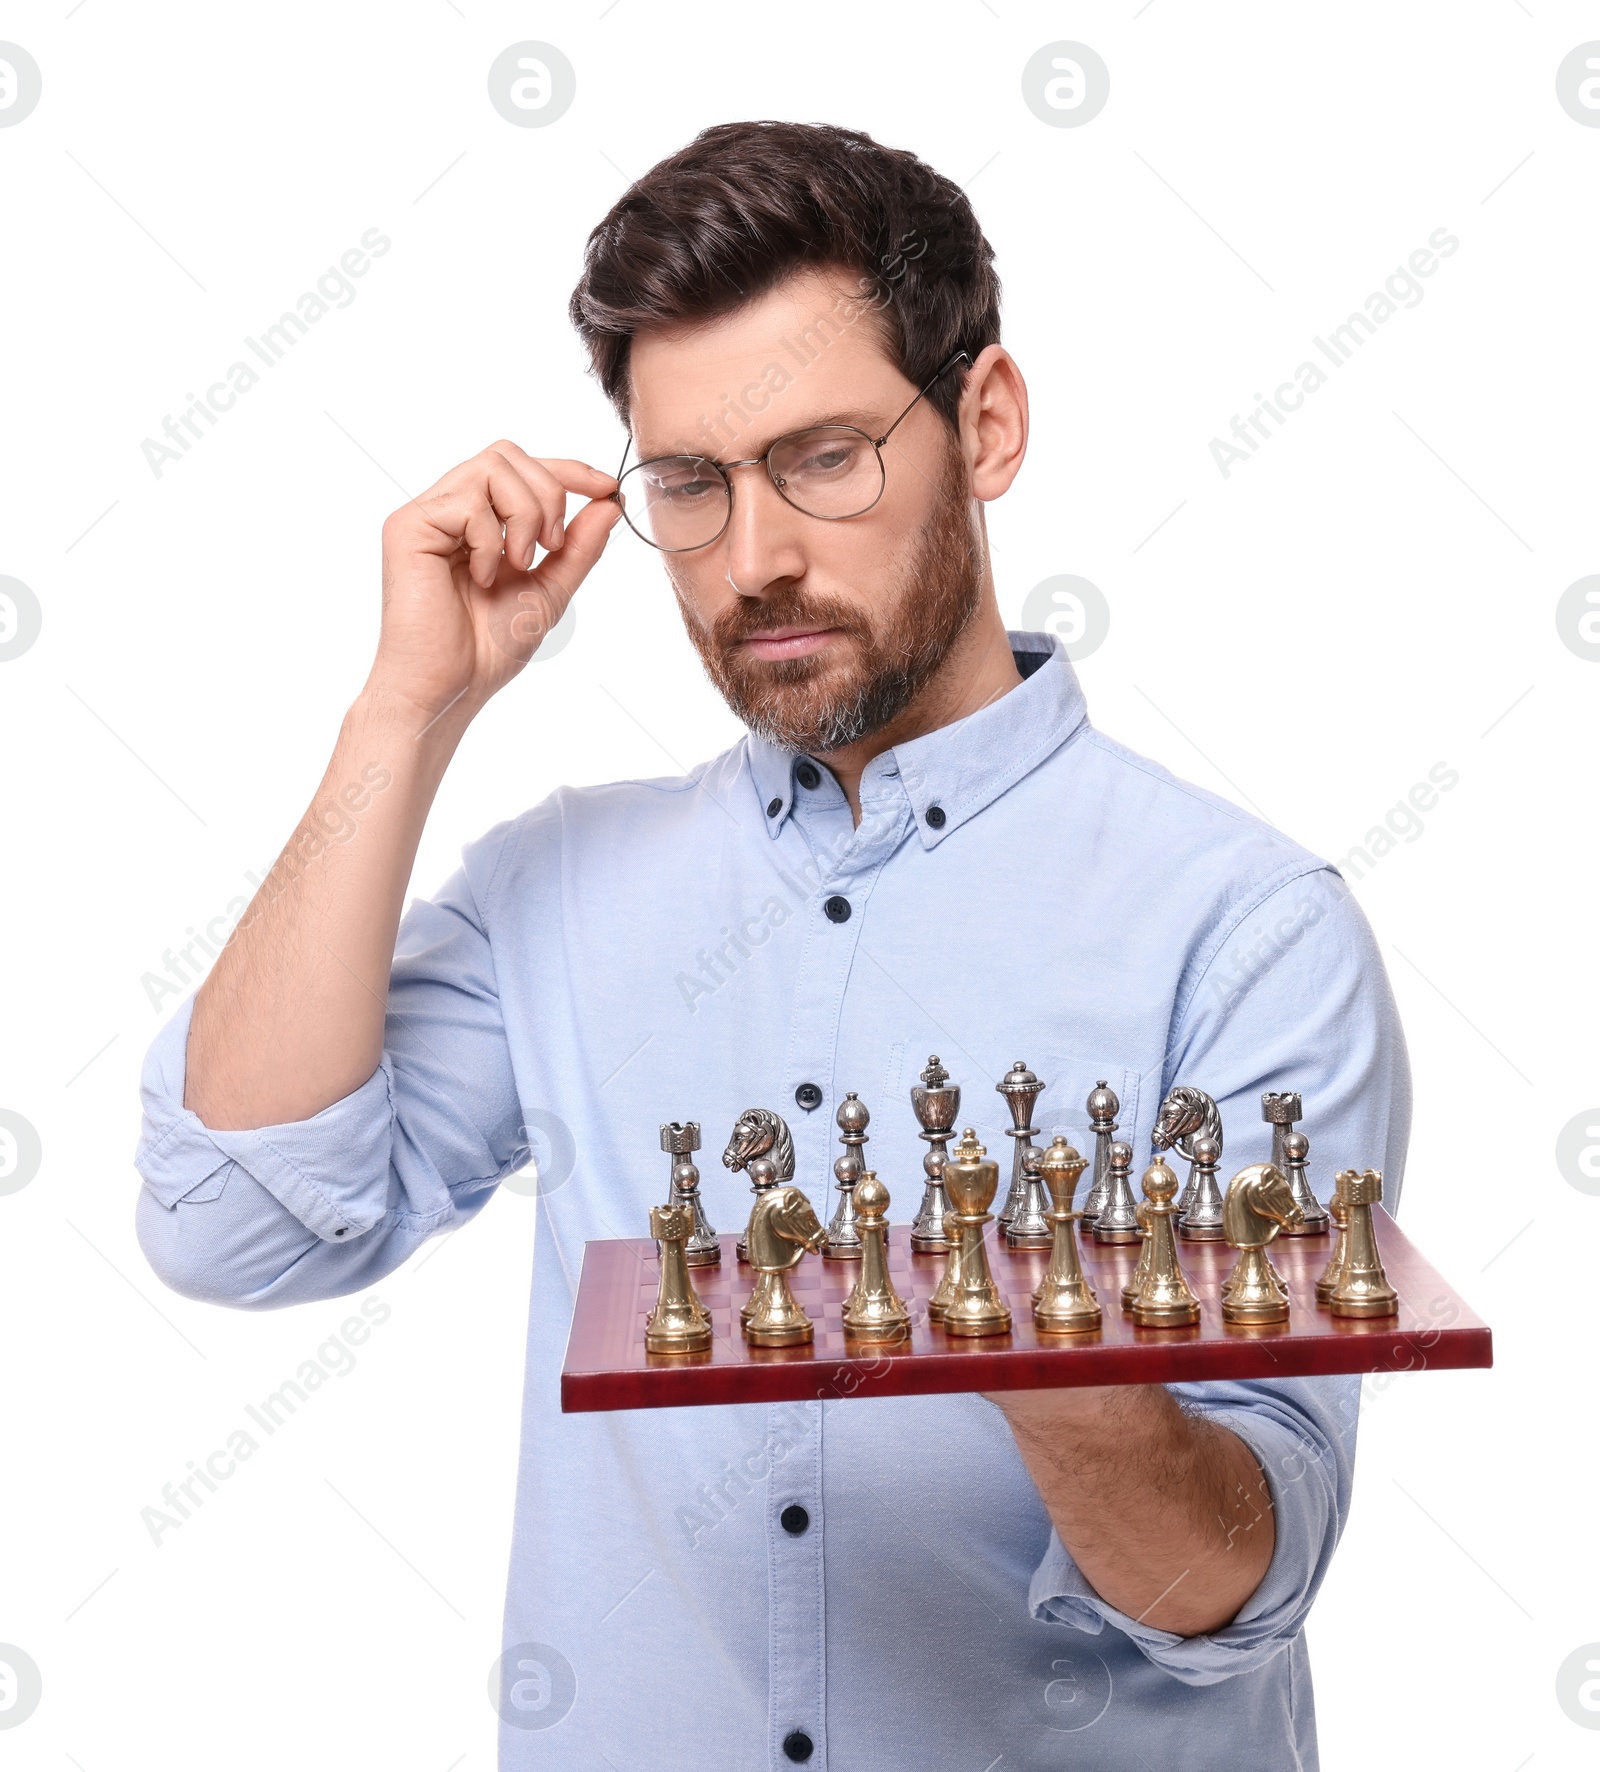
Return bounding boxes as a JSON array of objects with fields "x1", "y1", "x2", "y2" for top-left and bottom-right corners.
[{"x1": 626, "y1": 264, "x2": 909, "y2": 456}]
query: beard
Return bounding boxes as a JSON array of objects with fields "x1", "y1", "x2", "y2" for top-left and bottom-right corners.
[{"x1": 674, "y1": 439, "x2": 985, "y2": 755}]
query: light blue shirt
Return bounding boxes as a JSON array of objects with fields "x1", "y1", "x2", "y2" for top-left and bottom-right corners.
[{"x1": 134, "y1": 632, "x2": 1409, "y2": 1771}]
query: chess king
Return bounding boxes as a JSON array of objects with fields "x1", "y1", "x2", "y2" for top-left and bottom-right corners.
[{"x1": 136, "y1": 120, "x2": 1412, "y2": 1771}]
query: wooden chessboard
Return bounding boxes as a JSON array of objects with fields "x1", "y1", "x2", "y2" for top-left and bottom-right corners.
[{"x1": 559, "y1": 1207, "x2": 1491, "y2": 1414}]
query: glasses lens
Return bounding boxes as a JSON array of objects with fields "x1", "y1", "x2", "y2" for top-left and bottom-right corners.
[
  {"x1": 767, "y1": 427, "x2": 884, "y2": 519},
  {"x1": 618, "y1": 456, "x2": 729, "y2": 550}
]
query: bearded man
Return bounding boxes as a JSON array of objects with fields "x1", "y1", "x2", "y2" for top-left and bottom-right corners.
[{"x1": 135, "y1": 120, "x2": 1408, "y2": 1771}]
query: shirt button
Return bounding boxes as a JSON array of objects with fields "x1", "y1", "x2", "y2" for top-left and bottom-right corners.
[
  {"x1": 780, "y1": 1504, "x2": 810, "y2": 1535},
  {"x1": 925, "y1": 804, "x2": 947, "y2": 828},
  {"x1": 766, "y1": 797, "x2": 783, "y2": 817},
  {"x1": 823, "y1": 895, "x2": 851, "y2": 923},
  {"x1": 794, "y1": 1082, "x2": 823, "y2": 1111},
  {"x1": 795, "y1": 761, "x2": 822, "y2": 790},
  {"x1": 782, "y1": 1733, "x2": 814, "y2": 1763}
]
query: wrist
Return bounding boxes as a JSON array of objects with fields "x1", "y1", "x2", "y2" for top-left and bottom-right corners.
[{"x1": 351, "y1": 678, "x2": 482, "y2": 756}]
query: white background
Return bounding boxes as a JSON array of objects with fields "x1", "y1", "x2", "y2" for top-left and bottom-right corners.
[{"x1": 0, "y1": 2, "x2": 1594, "y2": 1766}]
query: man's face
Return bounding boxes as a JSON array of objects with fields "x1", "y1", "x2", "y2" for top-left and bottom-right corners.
[{"x1": 626, "y1": 266, "x2": 985, "y2": 754}]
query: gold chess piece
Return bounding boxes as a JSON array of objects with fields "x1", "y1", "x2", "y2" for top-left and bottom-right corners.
[
  {"x1": 1122, "y1": 1156, "x2": 1179, "y2": 1307},
  {"x1": 1220, "y1": 1162, "x2": 1303, "y2": 1325},
  {"x1": 644, "y1": 1203, "x2": 713, "y2": 1354},
  {"x1": 1031, "y1": 1136, "x2": 1101, "y2": 1333},
  {"x1": 1128, "y1": 1156, "x2": 1201, "y2": 1327},
  {"x1": 1315, "y1": 1192, "x2": 1351, "y2": 1302},
  {"x1": 938, "y1": 1128, "x2": 1012, "y2": 1337},
  {"x1": 1327, "y1": 1168, "x2": 1399, "y2": 1318},
  {"x1": 741, "y1": 1185, "x2": 827, "y2": 1345},
  {"x1": 841, "y1": 1172, "x2": 911, "y2": 1339},
  {"x1": 925, "y1": 1209, "x2": 963, "y2": 1324}
]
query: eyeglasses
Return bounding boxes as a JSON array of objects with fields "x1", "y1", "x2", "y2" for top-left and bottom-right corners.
[{"x1": 611, "y1": 351, "x2": 971, "y2": 553}]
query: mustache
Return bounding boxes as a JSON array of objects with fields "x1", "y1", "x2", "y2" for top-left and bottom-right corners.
[{"x1": 710, "y1": 587, "x2": 870, "y2": 652}]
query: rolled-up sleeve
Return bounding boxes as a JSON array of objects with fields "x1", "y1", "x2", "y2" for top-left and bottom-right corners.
[
  {"x1": 133, "y1": 825, "x2": 527, "y2": 1309},
  {"x1": 1029, "y1": 863, "x2": 1407, "y2": 1682}
]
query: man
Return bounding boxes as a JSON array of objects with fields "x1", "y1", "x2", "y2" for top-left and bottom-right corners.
[{"x1": 135, "y1": 121, "x2": 1408, "y2": 1769}]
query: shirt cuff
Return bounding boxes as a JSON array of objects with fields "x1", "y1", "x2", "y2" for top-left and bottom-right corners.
[
  {"x1": 1027, "y1": 1401, "x2": 1338, "y2": 1687},
  {"x1": 134, "y1": 994, "x2": 401, "y2": 1244}
]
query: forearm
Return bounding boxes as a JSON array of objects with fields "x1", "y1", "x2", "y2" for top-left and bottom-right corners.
[
  {"x1": 185, "y1": 685, "x2": 475, "y2": 1130},
  {"x1": 991, "y1": 1383, "x2": 1274, "y2": 1637}
]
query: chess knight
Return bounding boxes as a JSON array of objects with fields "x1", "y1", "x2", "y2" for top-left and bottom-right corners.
[{"x1": 742, "y1": 1186, "x2": 827, "y2": 1346}]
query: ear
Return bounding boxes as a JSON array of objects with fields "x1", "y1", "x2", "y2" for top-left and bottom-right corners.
[{"x1": 960, "y1": 344, "x2": 1028, "y2": 504}]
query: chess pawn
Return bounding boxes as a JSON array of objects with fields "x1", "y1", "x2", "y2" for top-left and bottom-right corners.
[
  {"x1": 742, "y1": 1186, "x2": 827, "y2": 1346},
  {"x1": 1177, "y1": 1135, "x2": 1227, "y2": 1242},
  {"x1": 1005, "y1": 1144, "x2": 1054, "y2": 1249},
  {"x1": 1327, "y1": 1169, "x2": 1399, "y2": 1318},
  {"x1": 926, "y1": 1211, "x2": 963, "y2": 1324},
  {"x1": 668, "y1": 1153, "x2": 721, "y2": 1267},
  {"x1": 939, "y1": 1129, "x2": 1012, "y2": 1337},
  {"x1": 1091, "y1": 1140, "x2": 1141, "y2": 1244},
  {"x1": 824, "y1": 1092, "x2": 869, "y2": 1261},
  {"x1": 1128, "y1": 1160, "x2": 1201, "y2": 1327},
  {"x1": 660, "y1": 1120, "x2": 701, "y2": 1205},
  {"x1": 909, "y1": 1056, "x2": 959, "y2": 1252},
  {"x1": 1032, "y1": 1137, "x2": 1101, "y2": 1333},
  {"x1": 1315, "y1": 1193, "x2": 1351, "y2": 1302},
  {"x1": 737, "y1": 1155, "x2": 782, "y2": 1274},
  {"x1": 1220, "y1": 1162, "x2": 1302, "y2": 1324},
  {"x1": 1079, "y1": 1081, "x2": 1120, "y2": 1227},
  {"x1": 841, "y1": 1172, "x2": 911, "y2": 1339},
  {"x1": 1122, "y1": 1157, "x2": 1180, "y2": 1306},
  {"x1": 995, "y1": 1060, "x2": 1046, "y2": 1231},
  {"x1": 644, "y1": 1204, "x2": 713, "y2": 1354},
  {"x1": 1277, "y1": 1129, "x2": 1329, "y2": 1236}
]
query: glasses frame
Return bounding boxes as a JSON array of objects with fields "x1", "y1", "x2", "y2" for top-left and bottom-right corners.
[{"x1": 610, "y1": 350, "x2": 972, "y2": 553}]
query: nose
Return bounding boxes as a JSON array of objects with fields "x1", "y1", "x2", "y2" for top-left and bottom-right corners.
[{"x1": 719, "y1": 460, "x2": 808, "y2": 595}]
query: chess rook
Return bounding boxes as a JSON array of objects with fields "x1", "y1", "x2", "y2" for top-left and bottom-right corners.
[
  {"x1": 1327, "y1": 1169, "x2": 1399, "y2": 1318},
  {"x1": 1031, "y1": 1137, "x2": 1101, "y2": 1333},
  {"x1": 824, "y1": 1092, "x2": 869, "y2": 1261},
  {"x1": 939, "y1": 1129, "x2": 1012, "y2": 1337},
  {"x1": 644, "y1": 1203, "x2": 713, "y2": 1354},
  {"x1": 1079, "y1": 1080, "x2": 1120, "y2": 1227},
  {"x1": 1220, "y1": 1162, "x2": 1302, "y2": 1325},
  {"x1": 1091, "y1": 1140, "x2": 1141, "y2": 1244},
  {"x1": 659, "y1": 1120, "x2": 701, "y2": 1206},
  {"x1": 840, "y1": 1172, "x2": 911, "y2": 1339},
  {"x1": 995, "y1": 1061, "x2": 1046, "y2": 1232},
  {"x1": 909, "y1": 1056, "x2": 959, "y2": 1253}
]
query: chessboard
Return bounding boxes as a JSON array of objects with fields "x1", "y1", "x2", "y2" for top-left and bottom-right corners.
[{"x1": 559, "y1": 1207, "x2": 1491, "y2": 1413}]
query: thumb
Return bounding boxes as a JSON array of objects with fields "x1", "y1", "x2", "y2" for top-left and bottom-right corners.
[{"x1": 529, "y1": 493, "x2": 623, "y2": 606}]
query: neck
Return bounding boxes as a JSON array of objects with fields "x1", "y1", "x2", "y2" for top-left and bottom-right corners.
[{"x1": 818, "y1": 590, "x2": 1023, "y2": 822}]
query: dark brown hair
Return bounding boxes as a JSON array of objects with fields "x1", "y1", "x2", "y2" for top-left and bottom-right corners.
[{"x1": 568, "y1": 120, "x2": 1001, "y2": 430}]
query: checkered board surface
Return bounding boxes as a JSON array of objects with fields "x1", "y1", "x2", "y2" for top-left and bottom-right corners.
[{"x1": 560, "y1": 1210, "x2": 1490, "y2": 1413}]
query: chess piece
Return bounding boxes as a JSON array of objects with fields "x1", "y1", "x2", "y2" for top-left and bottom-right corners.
[
  {"x1": 742, "y1": 1186, "x2": 827, "y2": 1346},
  {"x1": 926, "y1": 1211, "x2": 963, "y2": 1324},
  {"x1": 1277, "y1": 1128, "x2": 1329, "y2": 1236},
  {"x1": 1177, "y1": 1134, "x2": 1227, "y2": 1242},
  {"x1": 841, "y1": 1172, "x2": 911, "y2": 1339},
  {"x1": 1006, "y1": 1144, "x2": 1054, "y2": 1249},
  {"x1": 661, "y1": 1123, "x2": 718, "y2": 1267},
  {"x1": 1315, "y1": 1194, "x2": 1350, "y2": 1302},
  {"x1": 1151, "y1": 1085, "x2": 1224, "y2": 1224},
  {"x1": 824, "y1": 1093, "x2": 869, "y2": 1261},
  {"x1": 909, "y1": 1056, "x2": 959, "y2": 1252},
  {"x1": 1128, "y1": 1158, "x2": 1201, "y2": 1327},
  {"x1": 644, "y1": 1203, "x2": 713, "y2": 1354},
  {"x1": 1220, "y1": 1162, "x2": 1302, "y2": 1324},
  {"x1": 723, "y1": 1107, "x2": 796, "y2": 1263},
  {"x1": 1122, "y1": 1156, "x2": 1180, "y2": 1305},
  {"x1": 1091, "y1": 1140, "x2": 1141, "y2": 1243},
  {"x1": 995, "y1": 1061, "x2": 1046, "y2": 1231},
  {"x1": 1032, "y1": 1137, "x2": 1101, "y2": 1333},
  {"x1": 1079, "y1": 1081, "x2": 1120, "y2": 1227},
  {"x1": 938, "y1": 1129, "x2": 1012, "y2": 1337},
  {"x1": 1327, "y1": 1169, "x2": 1399, "y2": 1318}
]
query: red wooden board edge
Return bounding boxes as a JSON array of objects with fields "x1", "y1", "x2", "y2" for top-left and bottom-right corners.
[{"x1": 560, "y1": 1206, "x2": 1491, "y2": 1414}]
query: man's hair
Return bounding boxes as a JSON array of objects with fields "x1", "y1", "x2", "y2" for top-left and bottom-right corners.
[{"x1": 568, "y1": 120, "x2": 1001, "y2": 431}]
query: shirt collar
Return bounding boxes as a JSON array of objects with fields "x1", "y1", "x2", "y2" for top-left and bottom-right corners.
[{"x1": 745, "y1": 630, "x2": 1089, "y2": 844}]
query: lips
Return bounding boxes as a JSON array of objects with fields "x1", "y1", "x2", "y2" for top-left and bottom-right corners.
[{"x1": 739, "y1": 626, "x2": 838, "y2": 662}]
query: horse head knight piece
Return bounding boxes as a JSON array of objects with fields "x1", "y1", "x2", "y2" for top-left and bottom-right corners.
[
  {"x1": 1150, "y1": 1085, "x2": 1224, "y2": 1163},
  {"x1": 724, "y1": 1107, "x2": 797, "y2": 1262},
  {"x1": 1220, "y1": 1161, "x2": 1303, "y2": 1324},
  {"x1": 742, "y1": 1185, "x2": 827, "y2": 1346}
]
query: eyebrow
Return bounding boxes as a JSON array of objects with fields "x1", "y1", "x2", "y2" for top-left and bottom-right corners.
[{"x1": 643, "y1": 407, "x2": 891, "y2": 462}]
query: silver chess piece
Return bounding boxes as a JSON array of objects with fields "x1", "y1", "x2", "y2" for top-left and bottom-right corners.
[
  {"x1": 722, "y1": 1107, "x2": 796, "y2": 1263},
  {"x1": 1150, "y1": 1085, "x2": 1224, "y2": 1232},
  {"x1": 824, "y1": 1092, "x2": 870, "y2": 1261},
  {"x1": 1274, "y1": 1120, "x2": 1329, "y2": 1237},
  {"x1": 909, "y1": 1056, "x2": 959, "y2": 1253},
  {"x1": 1091, "y1": 1140, "x2": 1141, "y2": 1243},
  {"x1": 1079, "y1": 1080, "x2": 1120, "y2": 1227},
  {"x1": 1006, "y1": 1144, "x2": 1053, "y2": 1248},
  {"x1": 660, "y1": 1122, "x2": 719, "y2": 1267},
  {"x1": 1177, "y1": 1134, "x2": 1227, "y2": 1241},
  {"x1": 995, "y1": 1060, "x2": 1046, "y2": 1231}
]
